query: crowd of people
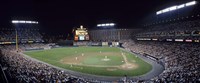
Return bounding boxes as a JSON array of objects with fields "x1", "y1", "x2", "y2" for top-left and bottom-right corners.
[
  {"x1": 122, "y1": 39, "x2": 200, "y2": 82},
  {"x1": 0, "y1": 28, "x2": 43, "y2": 43},
  {"x1": 0, "y1": 44, "x2": 90, "y2": 83}
]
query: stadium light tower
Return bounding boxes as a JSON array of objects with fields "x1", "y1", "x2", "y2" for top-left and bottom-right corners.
[
  {"x1": 15, "y1": 29, "x2": 18, "y2": 51},
  {"x1": 11, "y1": 20, "x2": 39, "y2": 51}
]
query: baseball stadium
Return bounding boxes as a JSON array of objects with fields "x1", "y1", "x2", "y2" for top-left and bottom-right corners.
[{"x1": 0, "y1": 0, "x2": 200, "y2": 83}]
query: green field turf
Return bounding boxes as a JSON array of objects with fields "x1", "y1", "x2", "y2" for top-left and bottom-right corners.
[{"x1": 24, "y1": 47, "x2": 152, "y2": 77}]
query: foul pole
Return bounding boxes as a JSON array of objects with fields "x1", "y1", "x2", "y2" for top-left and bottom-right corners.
[{"x1": 15, "y1": 29, "x2": 18, "y2": 51}]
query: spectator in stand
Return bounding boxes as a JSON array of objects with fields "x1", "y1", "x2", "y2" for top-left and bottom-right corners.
[{"x1": 122, "y1": 40, "x2": 200, "y2": 82}]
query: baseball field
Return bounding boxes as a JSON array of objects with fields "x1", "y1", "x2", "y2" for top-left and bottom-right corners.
[{"x1": 24, "y1": 47, "x2": 152, "y2": 77}]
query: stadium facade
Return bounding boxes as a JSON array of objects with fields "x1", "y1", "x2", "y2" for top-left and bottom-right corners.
[{"x1": 89, "y1": 28, "x2": 141, "y2": 42}]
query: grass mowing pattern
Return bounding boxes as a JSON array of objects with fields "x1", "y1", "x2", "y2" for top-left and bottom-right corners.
[{"x1": 24, "y1": 47, "x2": 152, "y2": 77}]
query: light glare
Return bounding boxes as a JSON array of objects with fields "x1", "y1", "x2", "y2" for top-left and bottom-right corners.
[
  {"x1": 156, "y1": 1, "x2": 197, "y2": 15},
  {"x1": 177, "y1": 4, "x2": 185, "y2": 9},
  {"x1": 25, "y1": 21, "x2": 32, "y2": 23},
  {"x1": 19, "y1": 21, "x2": 25, "y2": 23},
  {"x1": 162, "y1": 8, "x2": 170, "y2": 13},
  {"x1": 97, "y1": 24, "x2": 102, "y2": 27},
  {"x1": 186, "y1": 1, "x2": 196, "y2": 6},
  {"x1": 12, "y1": 20, "x2": 19, "y2": 23},
  {"x1": 109, "y1": 23, "x2": 115, "y2": 26},
  {"x1": 156, "y1": 11, "x2": 162, "y2": 15},
  {"x1": 12, "y1": 20, "x2": 39, "y2": 24},
  {"x1": 169, "y1": 6, "x2": 177, "y2": 11},
  {"x1": 101, "y1": 24, "x2": 106, "y2": 26},
  {"x1": 97, "y1": 23, "x2": 115, "y2": 27}
]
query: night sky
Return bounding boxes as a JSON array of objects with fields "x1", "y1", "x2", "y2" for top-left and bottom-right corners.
[{"x1": 0, "y1": 0, "x2": 190, "y2": 34}]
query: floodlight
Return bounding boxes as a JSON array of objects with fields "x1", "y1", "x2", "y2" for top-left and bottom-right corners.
[
  {"x1": 162, "y1": 8, "x2": 170, "y2": 13},
  {"x1": 109, "y1": 23, "x2": 115, "y2": 26},
  {"x1": 185, "y1": 1, "x2": 196, "y2": 6},
  {"x1": 32, "y1": 21, "x2": 36, "y2": 23},
  {"x1": 19, "y1": 21, "x2": 25, "y2": 23},
  {"x1": 12, "y1": 20, "x2": 38, "y2": 24},
  {"x1": 101, "y1": 24, "x2": 106, "y2": 26},
  {"x1": 156, "y1": 11, "x2": 162, "y2": 15},
  {"x1": 97, "y1": 24, "x2": 102, "y2": 27},
  {"x1": 105, "y1": 23, "x2": 110, "y2": 26},
  {"x1": 25, "y1": 21, "x2": 32, "y2": 23},
  {"x1": 12, "y1": 20, "x2": 19, "y2": 23},
  {"x1": 177, "y1": 4, "x2": 185, "y2": 9},
  {"x1": 97, "y1": 23, "x2": 115, "y2": 27},
  {"x1": 169, "y1": 6, "x2": 177, "y2": 11}
]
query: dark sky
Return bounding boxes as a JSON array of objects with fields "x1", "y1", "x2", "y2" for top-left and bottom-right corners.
[{"x1": 0, "y1": 0, "x2": 191, "y2": 34}]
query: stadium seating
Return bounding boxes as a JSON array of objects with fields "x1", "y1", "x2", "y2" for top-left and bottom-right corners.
[
  {"x1": 0, "y1": 28, "x2": 43, "y2": 43},
  {"x1": 121, "y1": 40, "x2": 200, "y2": 82}
]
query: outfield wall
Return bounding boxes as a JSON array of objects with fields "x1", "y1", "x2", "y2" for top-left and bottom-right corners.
[{"x1": 73, "y1": 41, "x2": 120, "y2": 47}]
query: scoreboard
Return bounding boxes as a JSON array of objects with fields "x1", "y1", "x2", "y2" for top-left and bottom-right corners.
[{"x1": 74, "y1": 25, "x2": 89, "y2": 41}]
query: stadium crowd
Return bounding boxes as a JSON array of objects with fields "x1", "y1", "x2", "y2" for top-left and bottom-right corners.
[
  {"x1": 0, "y1": 44, "x2": 90, "y2": 83},
  {"x1": 122, "y1": 40, "x2": 200, "y2": 82},
  {"x1": 0, "y1": 28, "x2": 43, "y2": 43}
]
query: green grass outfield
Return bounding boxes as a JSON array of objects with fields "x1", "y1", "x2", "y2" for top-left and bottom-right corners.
[{"x1": 24, "y1": 47, "x2": 152, "y2": 77}]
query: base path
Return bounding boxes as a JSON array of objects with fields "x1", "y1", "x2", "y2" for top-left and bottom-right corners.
[
  {"x1": 119, "y1": 52, "x2": 138, "y2": 70},
  {"x1": 121, "y1": 52, "x2": 128, "y2": 64}
]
